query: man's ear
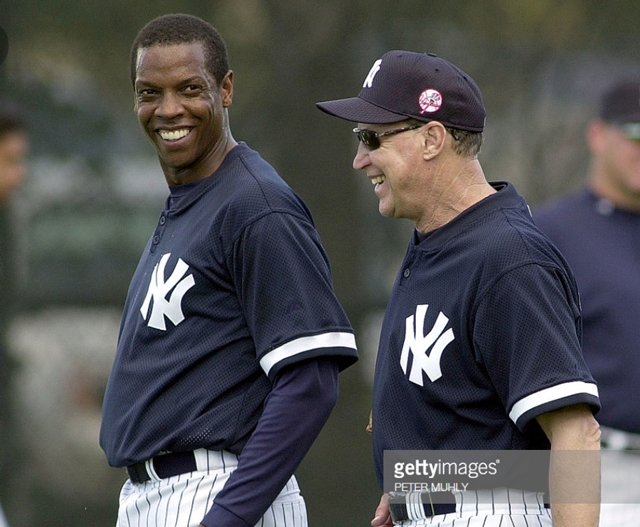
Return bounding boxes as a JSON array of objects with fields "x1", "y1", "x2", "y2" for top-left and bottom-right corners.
[
  {"x1": 220, "y1": 70, "x2": 234, "y2": 108},
  {"x1": 421, "y1": 121, "x2": 447, "y2": 160}
]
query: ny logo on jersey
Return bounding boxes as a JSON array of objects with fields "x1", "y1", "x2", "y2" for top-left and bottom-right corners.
[
  {"x1": 140, "y1": 253, "x2": 195, "y2": 331},
  {"x1": 400, "y1": 304, "x2": 455, "y2": 385}
]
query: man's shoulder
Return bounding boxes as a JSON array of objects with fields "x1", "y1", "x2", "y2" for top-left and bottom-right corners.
[
  {"x1": 229, "y1": 145, "x2": 301, "y2": 205},
  {"x1": 463, "y1": 198, "x2": 569, "y2": 276},
  {"x1": 208, "y1": 147, "x2": 313, "y2": 236}
]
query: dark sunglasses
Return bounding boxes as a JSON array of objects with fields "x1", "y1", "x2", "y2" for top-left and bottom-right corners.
[{"x1": 352, "y1": 124, "x2": 423, "y2": 150}]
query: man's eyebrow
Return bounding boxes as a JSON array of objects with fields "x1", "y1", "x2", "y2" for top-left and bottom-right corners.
[
  {"x1": 135, "y1": 76, "x2": 209, "y2": 89},
  {"x1": 177, "y1": 76, "x2": 209, "y2": 86},
  {"x1": 134, "y1": 79, "x2": 159, "y2": 90}
]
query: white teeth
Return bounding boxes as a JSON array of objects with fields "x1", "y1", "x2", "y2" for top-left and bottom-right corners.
[
  {"x1": 159, "y1": 129, "x2": 190, "y2": 141},
  {"x1": 371, "y1": 175, "x2": 385, "y2": 186}
]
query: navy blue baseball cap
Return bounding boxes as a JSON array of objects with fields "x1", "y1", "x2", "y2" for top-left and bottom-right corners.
[
  {"x1": 316, "y1": 50, "x2": 486, "y2": 132},
  {"x1": 599, "y1": 78, "x2": 640, "y2": 140}
]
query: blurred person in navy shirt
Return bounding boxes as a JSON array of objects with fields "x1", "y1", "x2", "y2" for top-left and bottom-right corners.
[{"x1": 536, "y1": 78, "x2": 640, "y2": 527}]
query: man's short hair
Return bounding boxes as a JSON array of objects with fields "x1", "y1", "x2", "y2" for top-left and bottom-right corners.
[
  {"x1": 445, "y1": 126, "x2": 483, "y2": 157},
  {"x1": 405, "y1": 119, "x2": 482, "y2": 157},
  {"x1": 130, "y1": 13, "x2": 229, "y2": 87}
]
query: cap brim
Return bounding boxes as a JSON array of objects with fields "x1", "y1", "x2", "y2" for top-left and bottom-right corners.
[{"x1": 316, "y1": 96, "x2": 412, "y2": 124}]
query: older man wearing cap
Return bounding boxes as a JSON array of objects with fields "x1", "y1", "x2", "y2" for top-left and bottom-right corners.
[
  {"x1": 317, "y1": 51, "x2": 602, "y2": 527},
  {"x1": 536, "y1": 78, "x2": 640, "y2": 527}
]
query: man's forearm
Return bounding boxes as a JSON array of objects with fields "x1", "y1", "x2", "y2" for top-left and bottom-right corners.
[
  {"x1": 202, "y1": 358, "x2": 340, "y2": 527},
  {"x1": 536, "y1": 404, "x2": 601, "y2": 527}
]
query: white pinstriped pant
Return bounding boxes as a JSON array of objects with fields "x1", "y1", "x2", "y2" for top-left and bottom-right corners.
[
  {"x1": 115, "y1": 449, "x2": 307, "y2": 527},
  {"x1": 392, "y1": 489, "x2": 553, "y2": 526}
]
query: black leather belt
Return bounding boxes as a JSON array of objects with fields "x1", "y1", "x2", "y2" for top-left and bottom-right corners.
[
  {"x1": 388, "y1": 492, "x2": 549, "y2": 521},
  {"x1": 390, "y1": 501, "x2": 456, "y2": 520},
  {"x1": 127, "y1": 451, "x2": 198, "y2": 484}
]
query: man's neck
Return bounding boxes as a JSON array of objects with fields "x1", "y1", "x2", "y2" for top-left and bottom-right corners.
[
  {"x1": 589, "y1": 177, "x2": 640, "y2": 213},
  {"x1": 415, "y1": 163, "x2": 495, "y2": 234}
]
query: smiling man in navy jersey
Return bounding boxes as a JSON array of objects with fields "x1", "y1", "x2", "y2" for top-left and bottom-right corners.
[
  {"x1": 317, "y1": 51, "x2": 601, "y2": 527},
  {"x1": 100, "y1": 14, "x2": 358, "y2": 527}
]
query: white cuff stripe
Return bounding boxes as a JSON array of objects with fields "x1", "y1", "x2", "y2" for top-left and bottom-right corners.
[
  {"x1": 259, "y1": 332, "x2": 356, "y2": 376},
  {"x1": 509, "y1": 381, "x2": 599, "y2": 424}
]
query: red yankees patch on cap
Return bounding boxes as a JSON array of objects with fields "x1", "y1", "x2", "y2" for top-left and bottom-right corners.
[{"x1": 419, "y1": 89, "x2": 442, "y2": 114}]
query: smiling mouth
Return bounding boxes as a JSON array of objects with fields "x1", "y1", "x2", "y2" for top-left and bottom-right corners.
[
  {"x1": 371, "y1": 175, "x2": 385, "y2": 186},
  {"x1": 158, "y1": 128, "x2": 191, "y2": 142}
]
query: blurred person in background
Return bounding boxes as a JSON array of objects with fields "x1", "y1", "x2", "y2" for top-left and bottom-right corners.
[
  {"x1": 0, "y1": 102, "x2": 29, "y2": 527},
  {"x1": 535, "y1": 78, "x2": 640, "y2": 527}
]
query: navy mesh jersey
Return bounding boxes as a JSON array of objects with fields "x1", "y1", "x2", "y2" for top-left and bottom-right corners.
[
  {"x1": 100, "y1": 143, "x2": 358, "y2": 467},
  {"x1": 535, "y1": 188, "x2": 640, "y2": 433},
  {"x1": 372, "y1": 182, "x2": 600, "y2": 486}
]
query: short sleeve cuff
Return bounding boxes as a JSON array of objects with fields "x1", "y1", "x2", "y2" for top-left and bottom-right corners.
[
  {"x1": 259, "y1": 331, "x2": 357, "y2": 377},
  {"x1": 509, "y1": 381, "x2": 600, "y2": 431}
]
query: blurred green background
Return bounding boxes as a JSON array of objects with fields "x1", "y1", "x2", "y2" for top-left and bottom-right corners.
[{"x1": 1, "y1": 1, "x2": 639, "y2": 526}]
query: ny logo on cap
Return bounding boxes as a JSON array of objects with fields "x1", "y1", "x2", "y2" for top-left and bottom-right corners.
[{"x1": 363, "y1": 59, "x2": 382, "y2": 89}]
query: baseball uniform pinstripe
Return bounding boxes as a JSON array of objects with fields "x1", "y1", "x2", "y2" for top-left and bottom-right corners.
[
  {"x1": 115, "y1": 450, "x2": 307, "y2": 527},
  {"x1": 390, "y1": 489, "x2": 553, "y2": 526}
]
